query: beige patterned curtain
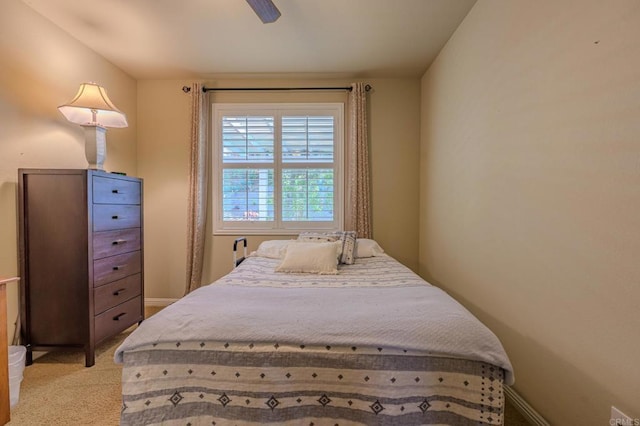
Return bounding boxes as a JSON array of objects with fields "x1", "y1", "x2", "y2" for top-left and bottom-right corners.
[
  {"x1": 346, "y1": 82, "x2": 372, "y2": 238},
  {"x1": 185, "y1": 82, "x2": 209, "y2": 295}
]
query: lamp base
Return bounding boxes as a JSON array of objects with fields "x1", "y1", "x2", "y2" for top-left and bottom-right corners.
[{"x1": 82, "y1": 125, "x2": 107, "y2": 170}]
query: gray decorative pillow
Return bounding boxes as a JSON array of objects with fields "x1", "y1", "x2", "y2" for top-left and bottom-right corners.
[
  {"x1": 297, "y1": 231, "x2": 357, "y2": 265},
  {"x1": 340, "y1": 231, "x2": 357, "y2": 265}
]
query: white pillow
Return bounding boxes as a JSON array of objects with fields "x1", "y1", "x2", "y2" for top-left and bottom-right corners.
[
  {"x1": 253, "y1": 240, "x2": 293, "y2": 259},
  {"x1": 275, "y1": 242, "x2": 340, "y2": 274},
  {"x1": 354, "y1": 238, "x2": 384, "y2": 258}
]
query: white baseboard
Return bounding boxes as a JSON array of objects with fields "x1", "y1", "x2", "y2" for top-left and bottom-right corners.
[
  {"x1": 504, "y1": 385, "x2": 550, "y2": 426},
  {"x1": 144, "y1": 297, "x2": 179, "y2": 307}
]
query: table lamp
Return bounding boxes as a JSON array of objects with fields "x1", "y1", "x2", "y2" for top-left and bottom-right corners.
[{"x1": 58, "y1": 82, "x2": 128, "y2": 170}]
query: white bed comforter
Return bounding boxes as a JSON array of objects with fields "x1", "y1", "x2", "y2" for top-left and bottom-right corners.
[{"x1": 115, "y1": 256, "x2": 514, "y2": 384}]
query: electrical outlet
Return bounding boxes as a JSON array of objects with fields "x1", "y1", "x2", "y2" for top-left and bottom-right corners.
[{"x1": 611, "y1": 406, "x2": 637, "y2": 426}]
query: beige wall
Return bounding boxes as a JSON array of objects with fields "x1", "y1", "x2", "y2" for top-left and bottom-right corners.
[
  {"x1": 420, "y1": 1, "x2": 640, "y2": 424},
  {"x1": 138, "y1": 77, "x2": 421, "y2": 299},
  {"x1": 0, "y1": 0, "x2": 137, "y2": 342}
]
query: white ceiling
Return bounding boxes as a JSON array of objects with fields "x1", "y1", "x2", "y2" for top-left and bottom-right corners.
[{"x1": 21, "y1": 0, "x2": 476, "y2": 79}]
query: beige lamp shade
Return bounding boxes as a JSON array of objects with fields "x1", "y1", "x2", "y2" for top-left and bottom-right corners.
[
  {"x1": 58, "y1": 82, "x2": 128, "y2": 128},
  {"x1": 58, "y1": 82, "x2": 128, "y2": 170}
]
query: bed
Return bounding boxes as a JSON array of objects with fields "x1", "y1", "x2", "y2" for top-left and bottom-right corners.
[{"x1": 115, "y1": 236, "x2": 514, "y2": 425}]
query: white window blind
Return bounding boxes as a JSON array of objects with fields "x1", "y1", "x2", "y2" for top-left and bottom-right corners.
[
  {"x1": 213, "y1": 103, "x2": 344, "y2": 234},
  {"x1": 222, "y1": 116, "x2": 274, "y2": 163},
  {"x1": 222, "y1": 169, "x2": 274, "y2": 221},
  {"x1": 282, "y1": 168, "x2": 334, "y2": 221},
  {"x1": 282, "y1": 116, "x2": 334, "y2": 163}
]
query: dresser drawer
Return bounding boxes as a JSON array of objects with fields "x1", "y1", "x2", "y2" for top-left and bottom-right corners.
[
  {"x1": 94, "y1": 274, "x2": 141, "y2": 315},
  {"x1": 95, "y1": 296, "x2": 142, "y2": 343},
  {"x1": 93, "y1": 228, "x2": 141, "y2": 260},
  {"x1": 93, "y1": 204, "x2": 141, "y2": 231},
  {"x1": 93, "y1": 176, "x2": 141, "y2": 205},
  {"x1": 93, "y1": 251, "x2": 142, "y2": 287}
]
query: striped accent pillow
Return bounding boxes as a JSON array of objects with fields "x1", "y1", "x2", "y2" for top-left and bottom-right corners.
[{"x1": 297, "y1": 231, "x2": 357, "y2": 265}]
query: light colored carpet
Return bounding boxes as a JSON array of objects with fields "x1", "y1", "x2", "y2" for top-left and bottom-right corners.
[
  {"x1": 7, "y1": 329, "x2": 130, "y2": 425},
  {"x1": 7, "y1": 306, "x2": 530, "y2": 425}
]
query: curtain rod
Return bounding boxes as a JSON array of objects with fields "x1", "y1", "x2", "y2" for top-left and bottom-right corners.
[{"x1": 181, "y1": 84, "x2": 372, "y2": 93}]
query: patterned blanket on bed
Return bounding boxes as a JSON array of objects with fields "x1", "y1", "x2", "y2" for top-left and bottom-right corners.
[
  {"x1": 116, "y1": 255, "x2": 513, "y2": 425},
  {"x1": 121, "y1": 342, "x2": 506, "y2": 426},
  {"x1": 115, "y1": 257, "x2": 513, "y2": 384}
]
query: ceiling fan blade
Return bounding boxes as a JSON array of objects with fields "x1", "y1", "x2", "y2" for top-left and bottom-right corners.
[{"x1": 245, "y1": 0, "x2": 281, "y2": 24}]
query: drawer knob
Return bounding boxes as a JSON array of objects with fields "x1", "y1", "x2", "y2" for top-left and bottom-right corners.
[
  {"x1": 112, "y1": 265, "x2": 123, "y2": 271},
  {"x1": 113, "y1": 312, "x2": 127, "y2": 321},
  {"x1": 111, "y1": 215, "x2": 119, "y2": 220},
  {"x1": 112, "y1": 239, "x2": 127, "y2": 246},
  {"x1": 111, "y1": 189, "x2": 120, "y2": 194},
  {"x1": 113, "y1": 288, "x2": 127, "y2": 296}
]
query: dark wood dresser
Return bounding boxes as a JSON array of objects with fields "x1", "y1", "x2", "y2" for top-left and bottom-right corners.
[{"x1": 18, "y1": 169, "x2": 144, "y2": 367}]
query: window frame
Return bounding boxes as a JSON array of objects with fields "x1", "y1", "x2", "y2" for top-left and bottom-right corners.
[{"x1": 212, "y1": 102, "x2": 344, "y2": 235}]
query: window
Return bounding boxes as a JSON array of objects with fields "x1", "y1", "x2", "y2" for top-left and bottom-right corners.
[{"x1": 212, "y1": 103, "x2": 344, "y2": 234}]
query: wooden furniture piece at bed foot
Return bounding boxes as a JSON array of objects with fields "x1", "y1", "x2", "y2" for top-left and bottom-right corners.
[
  {"x1": 18, "y1": 169, "x2": 144, "y2": 367},
  {"x1": 0, "y1": 279, "x2": 10, "y2": 425}
]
